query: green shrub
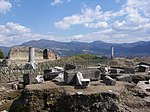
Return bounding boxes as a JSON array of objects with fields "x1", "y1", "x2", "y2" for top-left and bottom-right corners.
[{"x1": 76, "y1": 54, "x2": 95, "y2": 59}]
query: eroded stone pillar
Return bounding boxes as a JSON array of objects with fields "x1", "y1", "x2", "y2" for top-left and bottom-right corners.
[
  {"x1": 29, "y1": 47, "x2": 35, "y2": 63},
  {"x1": 29, "y1": 47, "x2": 36, "y2": 69},
  {"x1": 111, "y1": 46, "x2": 114, "y2": 59}
]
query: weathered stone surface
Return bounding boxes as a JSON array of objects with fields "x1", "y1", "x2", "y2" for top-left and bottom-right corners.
[
  {"x1": 64, "y1": 63, "x2": 76, "y2": 70},
  {"x1": 124, "y1": 68, "x2": 135, "y2": 74},
  {"x1": 8, "y1": 46, "x2": 43, "y2": 61},
  {"x1": 0, "y1": 89, "x2": 21, "y2": 112},
  {"x1": 137, "y1": 81, "x2": 150, "y2": 96},
  {"x1": 23, "y1": 74, "x2": 30, "y2": 85},
  {"x1": 64, "y1": 68, "x2": 101, "y2": 84},
  {"x1": 117, "y1": 74, "x2": 133, "y2": 83},
  {"x1": 79, "y1": 68, "x2": 101, "y2": 81},
  {"x1": 23, "y1": 73, "x2": 37, "y2": 85},
  {"x1": 7, "y1": 46, "x2": 60, "y2": 64},
  {"x1": 76, "y1": 72, "x2": 90, "y2": 87},
  {"x1": 131, "y1": 73, "x2": 150, "y2": 83},
  {"x1": 64, "y1": 70, "x2": 76, "y2": 84},
  {"x1": 52, "y1": 92, "x2": 121, "y2": 112},
  {"x1": 144, "y1": 97, "x2": 150, "y2": 106},
  {"x1": 52, "y1": 73, "x2": 64, "y2": 82},
  {"x1": 44, "y1": 69, "x2": 53, "y2": 74},
  {"x1": 43, "y1": 49, "x2": 60, "y2": 60},
  {"x1": 110, "y1": 68, "x2": 120, "y2": 75},
  {"x1": 43, "y1": 72, "x2": 63, "y2": 81},
  {"x1": 7, "y1": 81, "x2": 150, "y2": 112},
  {"x1": 103, "y1": 76, "x2": 116, "y2": 86},
  {"x1": 9, "y1": 83, "x2": 125, "y2": 112}
]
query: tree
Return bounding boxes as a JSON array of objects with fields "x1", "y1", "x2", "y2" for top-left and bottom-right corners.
[{"x1": 0, "y1": 49, "x2": 4, "y2": 59}]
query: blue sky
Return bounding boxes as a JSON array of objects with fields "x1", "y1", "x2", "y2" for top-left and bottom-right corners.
[{"x1": 0, "y1": 0, "x2": 150, "y2": 46}]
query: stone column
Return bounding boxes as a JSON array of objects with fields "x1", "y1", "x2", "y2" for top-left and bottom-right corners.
[
  {"x1": 29, "y1": 47, "x2": 36, "y2": 69},
  {"x1": 29, "y1": 47, "x2": 35, "y2": 63},
  {"x1": 111, "y1": 46, "x2": 114, "y2": 59}
]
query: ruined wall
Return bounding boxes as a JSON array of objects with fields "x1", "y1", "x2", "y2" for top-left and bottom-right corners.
[
  {"x1": 8, "y1": 46, "x2": 59, "y2": 63},
  {"x1": 8, "y1": 46, "x2": 29, "y2": 61},
  {"x1": 9, "y1": 84, "x2": 128, "y2": 112},
  {"x1": 43, "y1": 49, "x2": 60, "y2": 60}
]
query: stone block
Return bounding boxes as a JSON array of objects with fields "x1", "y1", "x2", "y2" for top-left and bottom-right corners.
[
  {"x1": 23, "y1": 74, "x2": 30, "y2": 85},
  {"x1": 117, "y1": 74, "x2": 132, "y2": 83},
  {"x1": 23, "y1": 73, "x2": 37, "y2": 85},
  {"x1": 44, "y1": 72, "x2": 62, "y2": 81},
  {"x1": 76, "y1": 72, "x2": 90, "y2": 87},
  {"x1": 44, "y1": 69, "x2": 53, "y2": 74},
  {"x1": 52, "y1": 73, "x2": 64, "y2": 82},
  {"x1": 110, "y1": 69, "x2": 120, "y2": 75},
  {"x1": 64, "y1": 63, "x2": 76, "y2": 70},
  {"x1": 78, "y1": 68, "x2": 101, "y2": 81},
  {"x1": 64, "y1": 70, "x2": 76, "y2": 84},
  {"x1": 124, "y1": 68, "x2": 135, "y2": 74},
  {"x1": 103, "y1": 76, "x2": 116, "y2": 86},
  {"x1": 101, "y1": 73, "x2": 107, "y2": 80},
  {"x1": 64, "y1": 68, "x2": 101, "y2": 84}
]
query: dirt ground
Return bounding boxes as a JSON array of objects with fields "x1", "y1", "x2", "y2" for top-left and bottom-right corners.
[{"x1": 0, "y1": 87, "x2": 21, "y2": 111}]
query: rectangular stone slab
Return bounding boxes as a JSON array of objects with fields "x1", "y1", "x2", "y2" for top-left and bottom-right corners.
[{"x1": 64, "y1": 68, "x2": 101, "y2": 84}]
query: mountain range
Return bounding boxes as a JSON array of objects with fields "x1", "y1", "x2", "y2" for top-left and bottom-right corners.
[{"x1": 1, "y1": 39, "x2": 150, "y2": 57}]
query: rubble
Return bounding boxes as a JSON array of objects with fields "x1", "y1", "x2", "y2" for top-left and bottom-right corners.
[
  {"x1": 1, "y1": 56, "x2": 150, "y2": 112},
  {"x1": 117, "y1": 74, "x2": 133, "y2": 83},
  {"x1": 44, "y1": 71, "x2": 62, "y2": 81},
  {"x1": 103, "y1": 76, "x2": 116, "y2": 86},
  {"x1": 64, "y1": 63, "x2": 77, "y2": 70},
  {"x1": 35, "y1": 75, "x2": 44, "y2": 83},
  {"x1": 76, "y1": 72, "x2": 90, "y2": 87},
  {"x1": 64, "y1": 68, "x2": 101, "y2": 84},
  {"x1": 136, "y1": 62, "x2": 150, "y2": 72},
  {"x1": 137, "y1": 81, "x2": 150, "y2": 96},
  {"x1": 52, "y1": 73, "x2": 64, "y2": 82}
]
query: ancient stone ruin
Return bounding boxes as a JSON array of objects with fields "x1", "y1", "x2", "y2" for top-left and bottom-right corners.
[
  {"x1": 1, "y1": 57, "x2": 150, "y2": 112},
  {"x1": 7, "y1": 46, "x2": 60, "y2": 64}
]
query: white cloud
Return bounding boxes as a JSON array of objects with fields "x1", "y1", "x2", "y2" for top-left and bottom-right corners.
[
  {"x1": 72, "y1": 35, "x2": 84, "y2": 41},
  {"x1": 1, "y1": 0, "x2": 150, "y2": 46},
  {"x1": 0, "y1": 22, "x2": 31, "y2": 46},
  {"x1": 71, "y1": 27, "x2": 150, "y2": 43},
  {"x1": 0, "y1": 0, "x2": 12, "y2": 14},
  {"x1": 51, "y1": 0, "x2": 71, "y2": 6},
  {"x1": 84, "y1": 22, "x2": 108, "y2": 28},
  {"x1": 112, "y1": 0, "x2": 150, "y2": 33},
  {"x1": 0, "y1": 22, "x2": 31, "y2": 35},
  {"x1": 0, "y1": 22, "x2": 69, "y2": 46},
  {"x1": 55, "y1": 5, "x2": 110, "y2": 29},
  {"x1": 126, "y1": 0, "x2": 150, "y2": 17},
  {"x1": 51, "y1": 0, "x2": 63, "y2": 5},
  {"x1": 54, "y1": 0, "x2": 150, "y2": 43}
]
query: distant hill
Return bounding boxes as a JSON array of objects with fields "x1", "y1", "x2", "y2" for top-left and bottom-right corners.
[
  {"x1": 0, "y1": 39, "x2": 150, "y2": 57},
  {"x1": 21, "y1": 39, "x2": 150, "y2": 57}
]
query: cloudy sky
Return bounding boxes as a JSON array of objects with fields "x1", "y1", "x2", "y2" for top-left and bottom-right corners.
[{"x1": 0, "y1": 0, "x2": 150, "y2": 46}]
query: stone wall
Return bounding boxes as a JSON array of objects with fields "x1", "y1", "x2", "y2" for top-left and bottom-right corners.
[
  {"x1": 7, "y1": 46, "x2": 60, "y2": 64},
  {"x1": 9, "y1": 83, "x2": 127, "y2": 112}
]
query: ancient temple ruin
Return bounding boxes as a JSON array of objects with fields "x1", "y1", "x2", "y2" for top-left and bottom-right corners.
[{"x1": 7, "y1": 46, "x2": 60, "y2": 64}]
